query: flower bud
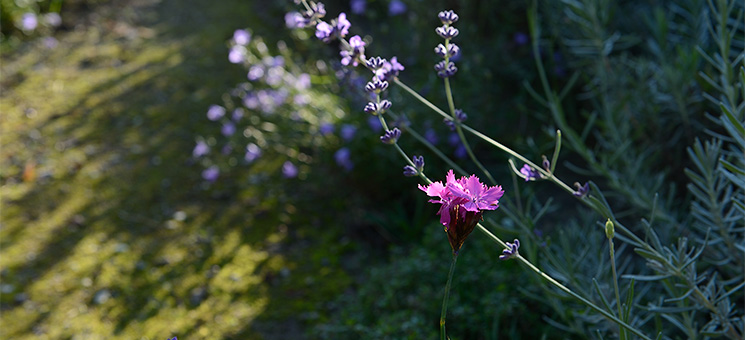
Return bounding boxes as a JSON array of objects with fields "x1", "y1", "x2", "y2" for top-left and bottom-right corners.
[{"x1": 605, "y1": 219, "x2": 615, "y2": 240}]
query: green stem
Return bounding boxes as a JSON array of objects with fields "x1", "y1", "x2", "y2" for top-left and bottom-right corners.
[
  {"x1": 549, "y1": 130, "x2": 562, "y2": 174},
  {"x1": 440, "y1": 253, "x2": 459, "y2": 340},
  {"x1": 393, "y1": 78, "x2": 576, "y2": 194},
  {"x1": 444, "y1": 77, "x2": 497, "y2": 185},
  {"x1": 609, "y1": 238, "x2": 626, "y2": 340}
]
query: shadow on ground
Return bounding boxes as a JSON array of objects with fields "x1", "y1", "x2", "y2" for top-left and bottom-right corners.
[{"x1": 0, "y1": 0, "x2": 356, "y2": 339}]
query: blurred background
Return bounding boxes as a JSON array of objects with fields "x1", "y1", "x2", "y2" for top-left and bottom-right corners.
[{"x1": 2, "y1": 0, "x2": 743, "y2": 339}]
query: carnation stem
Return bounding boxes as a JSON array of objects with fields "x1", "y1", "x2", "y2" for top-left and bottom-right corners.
[{"x1": 440, "y1": 253, "x2": 459, "y2": 340}]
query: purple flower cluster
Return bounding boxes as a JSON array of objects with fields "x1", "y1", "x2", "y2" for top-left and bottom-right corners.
[
  {"x1": 499, "y1": 239, "x2": 520, "y2": 260},
  {"x1": 403, "y1": 155, "x2": 424, "y2": 177},
  {"x1": 573, "y1": 182, "x2": 590, "y2": 197},
  {"x1": 434, "y1": 10, "x2": 460, "y2": 78},
  {"x1": 380, "y1": 128, "x2": 401, "y2": 144},
  {"x1": 520, "y1": 164, "x2": 541, "y2": 181},
  {"x1": 228, "y1": 29, "x2": 251, "y2": 64},
  {"x1": 444, "y1": 109, "x2": 467, "y2": 130},
  {"x1": 420, "y1": 170, "x2": 504, "y2": 253},
  {"x1": 316, "y1": 12, "x2": 351, "y2": 43},
  {"x1": 340, "y1": 35, "x2": 366, "y2": 66},
  {"x1": 286, "y1": 1, "x2": 326, "y2": 29},
  {"x1": 335, "y1": 147, "x2": 354, "y2": 171}
]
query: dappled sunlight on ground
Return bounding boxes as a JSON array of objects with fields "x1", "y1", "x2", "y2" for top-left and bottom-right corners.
[{"x1": 1, "y1": 0, "x2": 352, "y2": 339}]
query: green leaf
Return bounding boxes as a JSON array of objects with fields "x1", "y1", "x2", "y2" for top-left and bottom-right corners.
[{"x1": 622, "y1": 274, "x2": 671, "y2": 281}]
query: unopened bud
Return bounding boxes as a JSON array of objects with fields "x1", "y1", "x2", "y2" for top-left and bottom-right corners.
[{"x1": 604, "y1": 219, "x2": 615, "y2": 240}]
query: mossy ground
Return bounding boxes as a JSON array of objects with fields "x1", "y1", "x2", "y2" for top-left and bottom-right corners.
[{"x1": 0, "y1": 0, "x2": 353, "y2": 339}]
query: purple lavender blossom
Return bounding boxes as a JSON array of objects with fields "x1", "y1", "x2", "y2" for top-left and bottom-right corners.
[
  {"x1": 233, "y1": 29, "x2": 251, "y2": 45},
  {"x1": 413, "y1": 155, "x2": 425, "y2": 169},
  {"x1": 193, "y1": 141, "x2": 209, "y2": 158},
  {"x1": 403, "y1": 165, "x2": 417, "y2": 177},
  {"x1": 296, "y1": 73, "x2": 311, "y2": 90},
  {"x1": 285, "y1": 12, "x2": 306, "y2": 28},
  {"x1": 245, "y1": 143, "x2": 261, "y2": 162},
  {"x1": 454, "y1": 145, "x2": 467, "y2": 159},
  {"x1": 364, "y1": 77, "x2": 389, "y2": 93},
  {"x1": 335, "y1": 147, "x2": 354, "y2": 171},
  {"x1": 315, "y1": 21, "x2": 334, "y2": 42},
  {"x1": 438, "y1": 10, "x2": 459, "y2": 25},
  {"x1": 243, "y1": 93, "x2": 259, "y2": 109},
  {"x1": 287, "y1": 2, "x2": 326, "y2": 29},
  {"x1": 513, "y1": 32, "x2": 529, "y2": 46},
  {"x1": 247, "y1": 65, "x2": 264, "y2": 81},
  {"x1": 207, "y1": 105, "x2": 226, "y2": 121},
  {"x1": 202, "y1": 166, "x2": 219, "y2": 182},
  {"x1": 380, "y1": 128, "x2": 401, "y2": 144},
  {"x1": 319, "y1": 122, "x2": 335, "y2": 136},
  {"x1": 341, "y1": 124, "x2": 357, "y2": 141},
  {"x1": 389, "y1": 0, "x2": 407, "y2": 16},
  {"x1": 21, "y1": 13, "x2": 37, "y2": 31},
  {"x1": 366, "y1": 56, "x2": 387, "y2": 70},
  {"x1": 282, "y1": 161, "x2": 298, "y2": 178},
  {"x1": 336, "y1": 13, "x2": 351, "y2": 37},
  {"x1": 232, "y1": 109, "x2": 243, "y2": 121},
  {"x1": 363, "y1": 100, "x2": 392, "y2": 115},
  {"x1": 424, "y1": 128, "x2": 439, "y2": 145},
  {"x1": 340, "y1": 35, "x2": 366, "y2": 66},
  {"x1": 294, "y1": 94, "x2": 310, "y2": 105},
  {"x1": 265, "y1": 67, "x2": 283, "y2": 86},
  {"x1": 229, "y1": 46, "x2": 246, "y2": 64},
  {"x1": 435, "y1": 43, "x2": 460, "y2": 58},
  {"x1": 434, "y1": 60, "x2": 458, "y2": 78},
  {"x1": 499, "y1": 239, "x2": 520, "y2": 260},
  {"x1": 520, "y1": 164, "x2": 540, "y2": 181},
  {"x1": 404, "y1": 155, "x2": 424, "y2": 176},
  {"x1": 315, "y1": 13, "x2": 351, "y2": 43},
  {"x1": 44, "y1": 13, "x2": 61, "y2": 27},
  {"x1": 221, "y1": 122, "x2": 236, "y2": 136},
  {"x1": 573, "y1": 182, "x2": 590, "y2": 197},
  {"x1": 350, "y1": 0, "x2": 366, "y2": 14},
  {"x1": 375, "y1": 57, "x2": 405, "y2": 81},
  {"x1": 542, "y1": 155, "x2": 550, "y2": 171},
  {"x1": 435, "y1": 25, "x2": 459, "y2": 39},
  {"x1": 367, "y1": 116, "x2": 383, "y2": 132}
]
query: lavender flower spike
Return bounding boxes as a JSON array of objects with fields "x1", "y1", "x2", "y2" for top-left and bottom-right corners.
[
  {"x1": 380, "y1": 128, "x2": 401, "y2": 144},
  {"x1": 499, "y1": 239, "x2": 520, "y2": 260}
]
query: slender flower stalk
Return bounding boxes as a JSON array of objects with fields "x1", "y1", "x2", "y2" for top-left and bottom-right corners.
[
  {"x1": 606, "y1": 219, "x2": 626, "y2": 340},
  {"x1": 440, "y1": 253, "x2": 458, "y2": 340}
]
